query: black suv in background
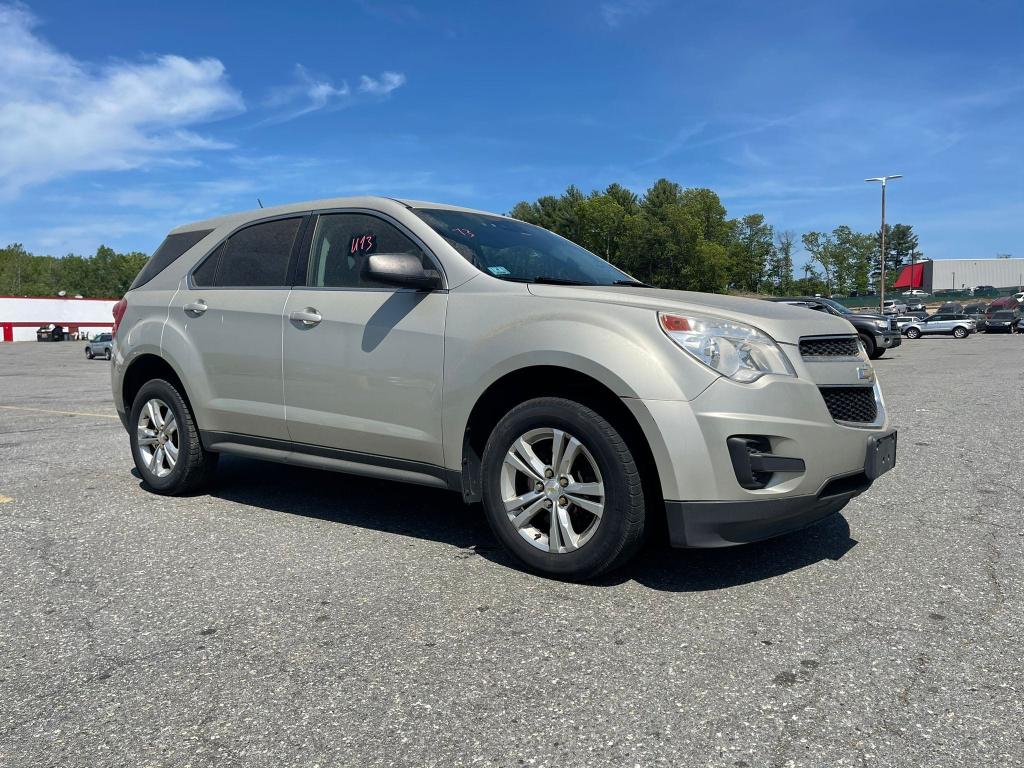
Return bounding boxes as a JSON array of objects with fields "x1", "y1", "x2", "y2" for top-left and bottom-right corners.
[{"x1": 767, "y1": 297, "x2": 901, "y2": 359}]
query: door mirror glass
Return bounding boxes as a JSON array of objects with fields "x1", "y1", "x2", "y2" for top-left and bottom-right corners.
[{"x1": 362, "y1": 253, "x2": 440, "y2": 290}]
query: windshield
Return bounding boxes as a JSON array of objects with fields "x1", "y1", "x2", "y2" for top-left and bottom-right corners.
[
  {"x1": 817, "y1": 297, "x2": 852, "y2": 315},
  {"x1": 992, "y1": 312, "x2": 1013, "y2": 319},
  {"x1": 412, "y1": 208, "x2": 639, "y2": 286}
]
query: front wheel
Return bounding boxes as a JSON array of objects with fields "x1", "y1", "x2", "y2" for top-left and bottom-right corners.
[
  {"x1": 905, "y1": 327, "x2": 921, "y2": 339},
  {"x1": 953, "y1": 327, "x2": 968, "y2": 339},
  {"x1": 85, "y1": 349, "x2": 93, "y2": 359},
  {"x1": 858, "y1": 333, "x2": 877, "y2": 358},
  {"x1": 104, "y1": 348, "x2": 112, "y2": 360},
  {"x1": 480, "y1": 397, "x2": 646, "y2": 581},
  {"x1": 129, "y1": 378, "x2": 218, "y2": 495}
]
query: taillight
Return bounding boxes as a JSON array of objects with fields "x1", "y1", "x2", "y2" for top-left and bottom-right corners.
[{"x1": 112, "y1": 298, "x2": 128, "y2": 337}]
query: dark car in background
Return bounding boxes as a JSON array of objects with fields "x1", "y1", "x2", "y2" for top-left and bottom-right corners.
[
  {"x1": 767, "y1": 297, "x2": 901, "y2": 359},
  {"x1": 987, "y1": 296, "x2": 1019, "y2": 314},
  {"x1": 972, "y1": 285, "x2": 999, "y2": 299},
  {"x1": 963, "y1": 303, "x2": 989, "y2": 330},
  {"x1": 937, "y1": 302, "x2": 964, "y2": 314},
  {"x1": 35, "y1": 324, "x2": 66, "y2": 342},
  {"x1": 984, "y1": 309, "x2": 1021, "y2": 333}
]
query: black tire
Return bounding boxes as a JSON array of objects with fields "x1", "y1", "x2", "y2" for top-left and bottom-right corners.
[
  {"x1": 104, "y1": 348, "x2": 112, "y2": 360},
  {"x1": 480, "y1": 397, "x2": 646, "y2": 581},
  {"x1": 129, "y1": 378, "x2": 218, "y2": 495},
  {"x1": 906, "y1": 327, "x2": 921, "y2": 339},
  {"x1": 858, "y1": 333, "x2": 877, "y2": 358},
  {"x1": 953, "y1": 326, "x2": 968, "y2": 339},
  {"x1": 85, "y1": 349, "x2": 93, "y2": 359}
]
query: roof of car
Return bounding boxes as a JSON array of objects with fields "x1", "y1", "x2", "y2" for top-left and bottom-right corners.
[{"x1": 168, "y1": 195, "x2": 510, "y2": 235}]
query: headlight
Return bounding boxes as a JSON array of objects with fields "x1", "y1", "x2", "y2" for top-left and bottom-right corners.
[
  {"x1": 659, "y1": 312, "x2": 796, "y2": 383},
  {"x1": 874, "y1": 319, "x2": 889, "y2": 329}
]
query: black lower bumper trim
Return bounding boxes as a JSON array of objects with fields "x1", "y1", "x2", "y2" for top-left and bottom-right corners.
[{"x1": 665, "y1": 482, "x2": 870, "y2": 548}]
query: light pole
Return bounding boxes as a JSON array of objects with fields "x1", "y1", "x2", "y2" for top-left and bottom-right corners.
[{"x1": 865, "y1": 175, "x2": 902, "y2": 312}]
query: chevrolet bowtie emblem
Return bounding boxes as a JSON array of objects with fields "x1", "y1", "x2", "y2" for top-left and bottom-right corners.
[{"x1": 857, "y1": 366, "x2": 875, "y2": 382}]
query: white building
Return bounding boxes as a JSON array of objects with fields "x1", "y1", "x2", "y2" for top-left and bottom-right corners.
[
  {"x1": 895, "y1": 258, "x2": 1024, "y2": 293},
  {"x1": 0, "y1": 296, "x2": 117, "y2": 342}
]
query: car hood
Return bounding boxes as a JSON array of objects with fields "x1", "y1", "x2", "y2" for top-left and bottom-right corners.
[{"x1": 525, "y1": 285, "x2": 855, "y2": 344}]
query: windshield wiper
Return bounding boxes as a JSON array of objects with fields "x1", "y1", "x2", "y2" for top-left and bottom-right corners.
[{"x1": 610, "y1": 279, "x2": 650, "y2": 287}]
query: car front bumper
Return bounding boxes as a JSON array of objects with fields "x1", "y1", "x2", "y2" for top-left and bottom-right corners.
[
  {"x1": 624, "y1": 369, "x2": 895, "y2": 549},
  {"x1": 875, "y1": 330, "x2": 902, "y2": 348}
]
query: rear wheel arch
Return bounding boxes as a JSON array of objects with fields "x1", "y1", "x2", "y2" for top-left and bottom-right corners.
[
  {"x1": 122, "y1": 354, "x2": 195, "y2": 421},
  {"x1": 459, "y1": 365, "x2": 663, "y2": 511}
]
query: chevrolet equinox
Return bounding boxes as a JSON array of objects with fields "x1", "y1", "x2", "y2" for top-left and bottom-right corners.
[{"x1": 112, "y1": 196, "x2": 897, "y2": 580}]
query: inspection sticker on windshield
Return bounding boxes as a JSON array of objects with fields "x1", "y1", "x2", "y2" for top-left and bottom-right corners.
[{"x1": 488, "y1": 266, "x2": 511, "y2": 276}]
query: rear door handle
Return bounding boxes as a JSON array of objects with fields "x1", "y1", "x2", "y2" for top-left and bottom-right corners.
[
  {"x1": 290, "y1": 308, "x2": 322, "y2": 327},
  {"x1": 184, "y1": 300, "x2": 208, "y2": 315}
]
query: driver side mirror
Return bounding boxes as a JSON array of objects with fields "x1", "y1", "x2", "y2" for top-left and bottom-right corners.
[{"x1": 362, "y1": 253, "x2": 441, "y2": 291}]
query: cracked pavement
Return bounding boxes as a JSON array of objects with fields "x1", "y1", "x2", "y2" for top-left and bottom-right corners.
[{"x1": 1, "y1": 337, "x2": 1022, "y2": 767}]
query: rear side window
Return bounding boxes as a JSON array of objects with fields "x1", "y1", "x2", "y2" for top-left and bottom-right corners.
[
  {"x1": 130, "y1": 229, "x2": 213, "y2": 290},
  {"x1": 192, "y1": 217, "x2": 302, "y2": 288},
  {"x1": 307, "y1": 213, "x2": 429, "y2": 288}
]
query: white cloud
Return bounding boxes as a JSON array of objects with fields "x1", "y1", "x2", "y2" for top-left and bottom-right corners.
[
  {"x1": 262, "y1": 67, "x2": 405, "y2": 123},
  {"x1": 0, "y1": 4, "x2": 243, "y2": 198},
  {"x1": 359, "y1": 71, "x2": 407, "y2": 96},
  {"x1": 263, "y1": 64, "x2": 351, "y2": 123},
  {"x1": 600, "y1": 0, "x2": 656, "y2": 28}
]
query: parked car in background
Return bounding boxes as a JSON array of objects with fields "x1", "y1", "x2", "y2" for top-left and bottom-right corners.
[
  {"x1": 937, "y1": 302, "x2": 964, "y2": 314},
  {"x1": 972, "y1": 285, "x2": 999, "y2": 299},
  {"x1": 963, "y1": 303, "x2": 989, "y2": 330},
  {"x1": 983, "y1": 309, "x2": 1022, "y2": 333},
  {"x1": 903, "y1": 314, "x2": 976, "y2": 339},
  {"x1": 35, "y1": 324, "x2": 65, "y2": 342},
  {"x1": 986, "y1": 296, "x2": 1019, "y2": 314},
  {"x1": 901, "y1": 290, "x2": 929, "y2": 297},
  {"x1": 85, "y1": 333, "x2": 114, "y2": 359},
  {"x1": 882, "y1": 299, "x2": 907, "y2": 315},
  {"x1": 766, "y1": 297, "x2": 901, "y2": 359},
  {"x1": 1012, "y1": 291, "x2": 1024, "y2": 304},
  {"x1": 905, "y1": 298, "x2": 926, "y2": 312},
  {"x1": 893, "y1": 315, "x2": 919, "y2": 331},
  {"x1": 109, "y1": 195, "x2": 897, "y2": 580}
]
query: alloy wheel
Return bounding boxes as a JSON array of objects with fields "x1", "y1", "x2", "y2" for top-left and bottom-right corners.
[
  {"x1": 500, "y1": 427, "x2": 605, "y2": 553},
  {"x1": 136, "y1": 398, "x2": 179, "y2": 478}
]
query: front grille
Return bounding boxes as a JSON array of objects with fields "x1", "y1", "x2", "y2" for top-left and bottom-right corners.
[
  {"x1": 820, "y1": 386, "x2": 878, "y2": 424},
  {"x1": 800, "y1": 336, "x2": 860, "y2": 358}
]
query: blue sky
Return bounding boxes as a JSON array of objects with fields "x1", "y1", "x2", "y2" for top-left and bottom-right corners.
[{"x1": 1, "y1": 0, "x2": 1022, "y2": 271}]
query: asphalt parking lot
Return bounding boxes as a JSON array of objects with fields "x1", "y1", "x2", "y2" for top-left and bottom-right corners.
[{"x1": 1, "y1": 337, "x2": 1022, "y2": 767}]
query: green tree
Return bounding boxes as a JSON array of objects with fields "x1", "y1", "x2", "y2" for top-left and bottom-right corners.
[{"x1": 729, "y1": 213, "x2": 773, "y2": 293}]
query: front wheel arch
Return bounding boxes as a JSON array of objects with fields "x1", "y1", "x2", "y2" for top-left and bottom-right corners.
[{"x1": 460, "y1": 365, "x2": 663, "y2": 513}]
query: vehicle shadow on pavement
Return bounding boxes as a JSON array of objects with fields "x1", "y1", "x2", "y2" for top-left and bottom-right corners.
[{"x1": 182, "y1": 456, "x2": 858, "y2": 592}]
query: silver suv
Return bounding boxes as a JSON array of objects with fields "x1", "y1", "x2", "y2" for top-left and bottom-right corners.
[
  {"x1": 903, "y1": 313, "x2": 976, "y2": 339},
  {"x1": 111, "y1": 196, "x2": 897, "y2": 580}
]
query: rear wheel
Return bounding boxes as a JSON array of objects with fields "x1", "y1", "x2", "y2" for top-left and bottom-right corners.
[
  {"x1": 130, "y1": 378, "x2": 218, "y2": 495},
  {"x1": 85, "y1": 348, "x2": 93, "y2": 359},
  {"x1": 480, "y1": 397, "x2": 646, "y2": 581},
  {"x1": 905, "y1": 327, "x2": 921, "y2": 339},
  {"x1": 953, "y1": 326, "x2": 968, "y2": 339},
  {"x1": 104, "y1": 348, "x2": 112, "y2": 360}
]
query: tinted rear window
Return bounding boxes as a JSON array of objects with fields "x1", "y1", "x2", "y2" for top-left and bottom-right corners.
[
  {"x1": 193, "y1": 217, "x2": 302, "y2": 288},
  {"x1": 130, "y1": 229, "x2": 213, "y2": 290}
]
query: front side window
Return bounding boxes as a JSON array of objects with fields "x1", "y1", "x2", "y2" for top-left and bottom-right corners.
[
  {"x1": 307, "y1": 213, "x2": 429, "y2": 288},
  {"x1": 412, "y1": 208, "x2": 638, "y2": 286},
  {"x1": 193, "y1": 218, "x2": 301, "y2": 288}
]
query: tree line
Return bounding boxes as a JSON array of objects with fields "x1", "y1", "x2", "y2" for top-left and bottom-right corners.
[
  {"x1": 1, "y1": 180, "x2": 920, "y2": 299},
  {"x1": 0, "y1": 243, "x2": 148, "y2": 298},
  {"x1": 510, "y1": 179, "x2": 920, "y2": 296}
]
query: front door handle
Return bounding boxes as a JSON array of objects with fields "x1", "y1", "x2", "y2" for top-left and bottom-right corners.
[
  {"x1": 184, "y1": 300, "x2": 208, "y2": 315},
  {"x1": 290, "y1": 308, "x2": 322, "y2": 327}
]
